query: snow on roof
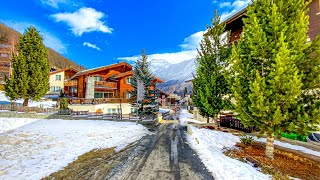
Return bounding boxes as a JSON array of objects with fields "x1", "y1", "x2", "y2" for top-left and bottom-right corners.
[{"x1": 221, "y1": 3, "x2": 249, "y2": 24}]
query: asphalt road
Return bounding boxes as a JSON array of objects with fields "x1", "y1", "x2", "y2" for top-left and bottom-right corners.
[{"x1": 106, "y1": 123, "x2": 214, "y2": 180}]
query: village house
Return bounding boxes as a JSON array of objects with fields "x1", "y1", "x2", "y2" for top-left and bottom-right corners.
[
  {"x1": 60, "y1": 62, "x2": 163, "y2": 114},
  {"x1": 48, "y1": 68, "x2": 78, "y2": 97},
  {"x1": 225, "y1": 0, "x2": 320, "y2": 43}
]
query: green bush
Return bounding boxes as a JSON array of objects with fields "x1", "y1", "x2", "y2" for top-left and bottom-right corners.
[
  {"x1": 281, "y1": 132, "x2": 308, "y2": 142},
  {"x1": 240, "y1": 135, "x2": 254, "y2": 145},
  {"x1": 59, "y1": 98, "x2": 68, "y2": 110}
]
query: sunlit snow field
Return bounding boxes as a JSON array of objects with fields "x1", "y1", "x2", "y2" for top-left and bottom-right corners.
[{"x1": 0, "y1": 118, "x2": 149, "y2": 179}]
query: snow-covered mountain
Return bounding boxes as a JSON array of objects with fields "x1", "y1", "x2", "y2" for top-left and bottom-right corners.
[{"x1": 149, "y1": 58, "x2": 196, "y2": 95}]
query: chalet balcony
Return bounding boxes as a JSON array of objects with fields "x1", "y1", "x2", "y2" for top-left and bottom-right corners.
[
  {"x1": 64, "y1": 80, "x2": 78, "y2": 86},
  {"x1": 94, "y1": 81, "x2": 117, "y2": 89}
]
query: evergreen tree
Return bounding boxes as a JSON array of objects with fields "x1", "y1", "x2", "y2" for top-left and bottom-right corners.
[
  {"x1": 230, "y1": 0, "x2": 320, "y2": 159},
  {"x1": 5, "y1": 26, "x2": 50, "y2": 106},
  {"x1": 132, "y1": 49, "x2": 158, "y2": 115},
  {"x1": 183, "y1": 87, "x2": 188, "y2": 97},
  {"x1": 194, "y1": 10, "x2": 231, "y2": 126}
]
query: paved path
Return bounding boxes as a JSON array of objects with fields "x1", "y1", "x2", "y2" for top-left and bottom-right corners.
[{"x1": 106, "y1": 123, "x2": 214, "y2": 180}]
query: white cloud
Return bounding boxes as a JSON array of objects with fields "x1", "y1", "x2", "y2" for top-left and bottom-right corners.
[
  {"x1": 40, "y1": 0, "x2": 82, "y2": 9},
  {"x1": 1, "y1": 20, "x2": 67, "y2": 54},
  {"x1": 232, "y1": 0, "x2": 250, "y2": 9},
  {"x1": 83, "y1": 42, "x2": 101, "y2": 50},
  {"x1": 220, "y1": 0, "x2": 251, "y2": 21},
  {"x1": 219, "y1": 2, "x2": 232, "y2": 8},
  {"x1": 118, "y1": 31, "x2": 204, "y2": 64},
  {"x1": 118, "y1": 50, "x2": 197, "y2": 64},
  {"x1": 41, "y1": 0, "x2": 67, "y2": 8},
  {"x1": 179, "y1": 31, "x2": 204, "y2": 51},
  {"x1": 51, "y1": 7, "x2": 113, "y2": 36}
]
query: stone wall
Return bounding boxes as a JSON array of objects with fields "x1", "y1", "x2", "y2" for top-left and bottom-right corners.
[{"x1": 85, "y1": 77, "x2": 95, "y2": 98}]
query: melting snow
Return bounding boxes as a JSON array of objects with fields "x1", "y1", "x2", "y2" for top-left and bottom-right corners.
[
  {"x1": 0, "y1": 118, "x2": 149, "y2": 179},
  {"x1": 186, "y1": 125, "x2": 270, "y2": 180},
  {"x1": 0, "y1": 91, "x2": 57, "y2": 108}
]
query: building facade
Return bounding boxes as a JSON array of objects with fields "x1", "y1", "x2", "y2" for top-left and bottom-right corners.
[
  {"x1": 225, "y1": 0, "x2": 320, "y2": 43},
  {"x1": 66, "y1": 62, "x2": 163, "y2": 100},
  {"x1": 48, "y1": 68, "x2": 78, "y2": 96}
]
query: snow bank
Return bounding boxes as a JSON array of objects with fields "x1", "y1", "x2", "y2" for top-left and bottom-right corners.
[
  {"x1": 179, "y1": 109, "x2": 206, "y2": 126},
  {"x1": 0, "y1": 91, "x2": 56, "y2": 108},
  {"x1": 187, "y1": 125, "x2": 269, "y2": 180},
  {"x1": 159, "y1": 108, "x2": 170, "y2": 113},
  {"x1": 0, "y1": 119, "x2": 149, "y2": 179},
  {"x1": 254, "y1": 137, "x2": 320, "y2": 157},
  {"x1": 0, "y1": 118, "x2": 40, "y2": 134}
]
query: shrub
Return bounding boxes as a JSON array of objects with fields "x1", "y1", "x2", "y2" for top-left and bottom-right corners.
[
  {"x1": 59, "y1": 98, "x2": 68, "y2": 110},
  {"x1": 240, "y1": 135, "x2": 254, "y2": 145}
]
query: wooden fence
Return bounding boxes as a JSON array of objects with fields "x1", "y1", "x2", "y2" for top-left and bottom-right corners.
[
  {"x1": 0, "y1": 104, "x2": 58, "y2": 114},
  {"x1": 219, "y1": 116, "x2": 256, "y2": 133}
]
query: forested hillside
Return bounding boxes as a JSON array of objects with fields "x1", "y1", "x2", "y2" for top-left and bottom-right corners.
[{"x1": 0, "y1": 23, "x2": 84, "y2": 71}]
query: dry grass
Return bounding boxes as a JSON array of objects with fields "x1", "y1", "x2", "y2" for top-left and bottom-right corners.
[
  {"x1": 225, "y1": 142, "x2": 320, "y2": 180},
  {"x1": 43, "y1": 148, "x2": 115, "y2": 180}
]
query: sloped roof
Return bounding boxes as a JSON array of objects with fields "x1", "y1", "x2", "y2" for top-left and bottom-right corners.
[
  {"x1": 49, "y1": 67, "x2": 78, "y2": 75},
  {"x1": 71, "y1": 62, "x2": 132, "y2": 79}
]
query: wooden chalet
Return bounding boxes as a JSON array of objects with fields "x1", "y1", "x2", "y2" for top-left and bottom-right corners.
[
  {"x1": 224, "y1": 0, "x2": 320, "y2": 43},
  {"x1": 48, "y1": 67, "x2": 78, "y2": 97},
  {"x1": 65, "y1": 62, "x2": 163, "y2": 103}
]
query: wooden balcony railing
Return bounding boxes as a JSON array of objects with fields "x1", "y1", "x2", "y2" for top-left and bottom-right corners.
[
  {"x1": 62, "y1": 98, "x2": 133, "y2": 105},
  {"x1": 95, "y1": 81, "x2": 117, "y2": 89},
  {"x1": 65, "y1": 80, "x2": 78, "y2": 86}
]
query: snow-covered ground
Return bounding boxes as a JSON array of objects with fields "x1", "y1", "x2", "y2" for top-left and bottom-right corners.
[
  {"x1": 0, "y1": 118, "x2": 40, "y2": 134},
  {"x1": 179, "y1": 109, "x2": 207, "y2": 126},
  {"x1": 187, "y1": 125, "x2": 270, "y2": 180},
  {"x1": 254, "y1": 137, "x2": 320, "y2": 157},
  {"x1": 0, "y1": 91, "x2": 56, "y2": 108},
  {"x1": 159, "y1": 108, "x2": 170, "y2": 113},
  {"x1": 0, "y1": 118, "x2": 149, "y2": 179}
]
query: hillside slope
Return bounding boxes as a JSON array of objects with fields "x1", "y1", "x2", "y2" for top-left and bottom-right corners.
[
  {"x1": 149, "y1": 58, "x2": 196, "y2": 95},
  {"x1": 0, "y1": 23, "x2": 84, "y2": 71}
]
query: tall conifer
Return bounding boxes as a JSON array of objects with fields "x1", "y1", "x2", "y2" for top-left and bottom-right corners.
[
  {"x1": 230, "y1": 0, "x2": 320, "y2": 159},
  {"x1": 194, "y1": 10, "x2": 231, "y2": 127},
  {"x1": 132, "y1": 49, "x2": 158, "y2": 115},
  {"x1": 5, "y1": 26, "x2": 49, "y2": 106}
]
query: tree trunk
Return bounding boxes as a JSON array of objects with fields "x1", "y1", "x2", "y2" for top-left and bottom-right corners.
[
  {"x1": 214, "y1": 114, "x2": 219, "y2": 130},
  {"x1": 206, "y1": 116, "x2": 209, "y2": 123},
  {"x1": 265, "y1": 135, "x2": 274, "y2": 159},
  {"x1": 23, "y1": 98, "x2": 29, "y2": 107}
]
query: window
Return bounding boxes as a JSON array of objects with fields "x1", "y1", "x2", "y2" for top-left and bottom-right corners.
[
  {"x1": 55, "y1": 75, "x2": 61, "y2": 81},
  {"x1": 94, "y1": 92, "x2": 103, "y2": 98},
  {"x1": 94, "y1": 76, "x2": 103, "y2": 81},
  {"x1": 131, "y1": 107, "x2": 137, "y2": 114},
  {"x1": 104, "y1": 92, "x2": 114, "y2": 98},
  {"x1": 65, "y1": 76, "x2": 69, "y2": 80},
  {"x1": 126, "y1": 77, "x2": 134, "y2": 84},
  {"x1": 50, "y1": 86, "x2": 61, "y2": 92},
  {"x1": 126, "y1": 91, "x2": 133, "y2": 99},
  {"x1": 94, "y1": 92, "x2": 114, "y2": 98},
  {"x1": 70, "y1": 87, "x2": 77, "y2": 93}
]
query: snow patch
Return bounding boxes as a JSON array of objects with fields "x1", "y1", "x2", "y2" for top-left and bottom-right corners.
[
  {"x1": 0, "y1": 119, "x2": 149, "y2": 179},
  {"x1": 0, "y1": 91, "x2": 57, "y2": 108},
  {"x1": 186, "y1": 125, "x2": 270, "y2": 180},
  {"x1": 0, "y1": 118, "x2": 40, "y2": 134},
  {"x1": 254, "y1": 137, "x2": 320, "y2": 157},
  {"x1": 179, "y1": 109, "x2": 206, "y2": 126}
]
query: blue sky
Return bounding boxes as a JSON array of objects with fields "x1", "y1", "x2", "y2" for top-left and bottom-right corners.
[{"x1": 0, "y1": 0, "x2": 250, "y2": 68}]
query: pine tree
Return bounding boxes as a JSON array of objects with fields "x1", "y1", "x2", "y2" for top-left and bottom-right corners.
[
  {"x1": 230, "y1": 0, "x2": 320, "y2": 159},
  {"x1": 183, "y1": 87, "x2": 188, "y2": 97},
  {"x1": 5, "y1": 26, "x2": 50, "y2": 106},
  {"x1": 132, "y1": 49, "x2": 158, "y2": 115},
  {"x1": 194, "y1": 10, "x2": 231, "y2": 126}
]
